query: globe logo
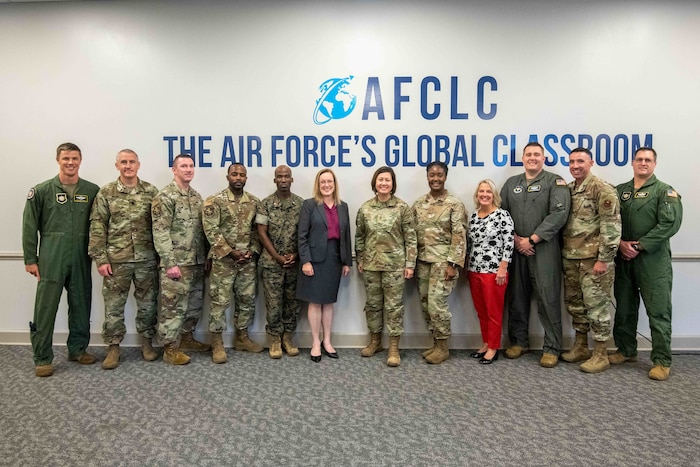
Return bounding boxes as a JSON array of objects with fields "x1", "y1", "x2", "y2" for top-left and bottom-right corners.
[{"x1": 313, "y1": 75, "x2": 357, "y2": 125}]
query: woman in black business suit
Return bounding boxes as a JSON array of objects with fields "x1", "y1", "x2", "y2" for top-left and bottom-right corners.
[{"x1": 297, "y1": 169, "x2": 353, "y2": 362}]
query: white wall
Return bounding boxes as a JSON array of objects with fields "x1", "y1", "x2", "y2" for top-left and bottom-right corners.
[{"x1": 1, "y1": 0, "x2": 698, "y2": 348}]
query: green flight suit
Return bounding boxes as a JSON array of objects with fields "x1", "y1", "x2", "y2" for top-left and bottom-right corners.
[
  {"x1": 614, "y1": 175, "x2": 682, "y2": 367},
  {"x1": 500, "y1": 170, "x2": 571, "y2": 355},
  {"x1": 23, "y1": 176, "x2": 100, "y2": 366}
]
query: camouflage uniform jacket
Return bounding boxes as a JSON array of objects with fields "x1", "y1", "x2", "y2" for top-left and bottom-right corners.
[
  {"x1": 151, "y1": 181, "x2": 207, "y2": 269},
  {"x1": 203, "y1": 188, "x2": 261, "y2": 260},
  {"x1": 355, "y1": 195, "x2": 417, "y2": 271},
  {"x1": 411, "y1": 191, "x2": 467, "y2": 266},
  {"x1": 255, "y1": 192, "x2": 304, "y2": 269},
  {"x1": 88, "y1": 177, "x2": 159, "y2": 265},
  {"x1": 562, "y1": 174, "x2": 621, "y2": 261}
]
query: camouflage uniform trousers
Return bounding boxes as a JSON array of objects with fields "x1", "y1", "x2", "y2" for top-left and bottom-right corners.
[
  {"x1": 362, "y1": 269, "x2": 406, "y2": 336},
  {"x1": 261, "y1": 265, "x2": 300, "y2": 336},
  {"x1": 563, "y1": 257, "x2": 614, "y2": 341},
  {"x1": 157, "y1": 264, "x2": 204, "y2": 345},
  {"x1": 416, "y1": 260, "x2": 456, "y2": 339},
  {"x1": 102, "y1": 260, "x2": 158, "y2": 344},
  {"x1": 208, "y1": 257, "x2": 257, "y2": 332}
]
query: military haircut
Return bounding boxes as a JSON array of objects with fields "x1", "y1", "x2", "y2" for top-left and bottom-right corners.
[
  {"x1": 472, "y1": 179, "x2": 502, "y2": 209},
  {"x1": 569, "y1": 147, "x2": 592, "y2": 159},
  {"x1": 227, "y1": 162, "x2": 246, "y2": 174},
  {"x1": 312, "y1": 168, "x2": 341, "y2": 205},
  {"x1": 116, "y1": 149, "x2": 138, "y2": 161},
  {"x1": 634, "y1": 146, "x2": 657, "y2": 161},
  {"x1": 56, "y1": 142, "x2": 81, "y2": 159},
  {"x1": 426, "y1": 160, "x2": 448, "y2": 175},
  {"x1": 523, "y1": 141, "x2": 544, "y2": 153},
  {"x1": 172, "y1": 153, "x2": 194, "y2": 166},
  {"x1": 371, "y1": 166, "x2": 397, "y2": 195}
]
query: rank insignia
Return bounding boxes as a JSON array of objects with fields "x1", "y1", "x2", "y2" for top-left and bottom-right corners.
[
  {"x1": 56, "y1": 193, "x2": 67, "y2": 204},
  {"x1": 513, "y1": 186, "x2": 523, "y2": 194},
  {"x1": 634, "y1": 192, "x2": 649, "y2": 198},
  {"x1": 621, "y1": 192, "x2": 631, "y2": 201}
]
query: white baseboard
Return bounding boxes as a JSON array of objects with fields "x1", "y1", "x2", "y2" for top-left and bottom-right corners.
[{"x1": 2, "y1": 330, "x2": 700, "y2": 351}]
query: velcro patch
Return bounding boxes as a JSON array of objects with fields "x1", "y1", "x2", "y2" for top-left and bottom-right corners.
[
  {"x1": 667, "y1": 189, "x2": 678, "y2": 198},
  {"x1": 556, "y1": 178, "x2": 567, "y2": 186},
  {"x1": 27, "y1": 188, "x2": 35, "y2": 200},
  {"x1": 74, "y1": 194, "x2": 88, "y2": 203}
]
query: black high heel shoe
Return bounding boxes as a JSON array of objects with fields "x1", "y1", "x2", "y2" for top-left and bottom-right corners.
[
  {"x1": 321, "y1": 343, "x2": 339, "y2": 359},
  {"x1": 310, "y1": 352, "x2": 322, "y2": 363},
  {"x1": 479, "y1": 350, "x2": 499, "y2": 365},
  {"x1": 470, "y1": 350, "x2": 487, "y2": 359}
]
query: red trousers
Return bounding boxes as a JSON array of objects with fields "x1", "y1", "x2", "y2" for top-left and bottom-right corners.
[{"x1": 468, "y1": 271, "x2": 508, "y2": 349}]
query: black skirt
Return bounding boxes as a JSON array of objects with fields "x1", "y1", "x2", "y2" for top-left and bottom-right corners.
[{"x1": 296, "y1": 239, "x2": 342, "y2": 304}]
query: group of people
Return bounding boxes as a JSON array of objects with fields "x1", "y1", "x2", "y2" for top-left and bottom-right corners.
[{"x1": 22, "y1": 142, "x2": 682, "y2": 381}]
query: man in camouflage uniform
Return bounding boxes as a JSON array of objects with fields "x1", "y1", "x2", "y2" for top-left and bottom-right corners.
[
  {"x1": 561, "y1": 148, "x2": 621, "y2": 373},
  {"x1": 412, "y1": 161, "x2": 467, "y2": 365},
  {"x1": 256, "y1": 165, "x2": 303, "y2": 359},
  {"x1": 500, "y1": 142, "x2": 571, "y2": 368},
  {"x1": 152, "y1": 154, "x2": 210, "y2": 365},
  {"x1": 203, "y1": 163, "x2": 262, "y2": 364},
  {"x1": 356, "y1": 166, "x2": 417, "y2": 367},
  {"x1": 612, "y1": 147, "x2": 682, "y2": 381},
  {"x1": 23, "y1": 142, "x2": 100, "y2": 377},
  {"x1": 89, "y1": 149, "x2": 160, "y2": 369}
]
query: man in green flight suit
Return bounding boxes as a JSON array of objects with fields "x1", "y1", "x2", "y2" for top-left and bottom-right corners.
[
  {"x1": 500, "y1": 142, "x2": 571, "y2": 368},
  {"x1": 611, "y1": 147, "x2": 683, "y2": 381},
  {"x1": 23, "y1": 142, "x2": 100, "y2": 377}
]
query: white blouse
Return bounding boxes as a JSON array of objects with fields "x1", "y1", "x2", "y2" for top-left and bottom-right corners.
[{"x1": 467, "y1": 208, "x2": 514, "y2": 273}]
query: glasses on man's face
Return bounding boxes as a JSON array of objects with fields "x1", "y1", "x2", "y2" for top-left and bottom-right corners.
[{"x1": 634, "y1": 157, "x2": 655, "y2": 164}]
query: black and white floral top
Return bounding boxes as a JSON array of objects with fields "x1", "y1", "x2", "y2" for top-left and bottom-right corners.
[{"x1": 467, "y1": 208, "x2": 514, "y2": 273}]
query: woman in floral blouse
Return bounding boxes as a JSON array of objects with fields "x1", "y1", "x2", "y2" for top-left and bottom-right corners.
[{"x1": 466, "y1": 179, "x2": 514, "y2": 364}]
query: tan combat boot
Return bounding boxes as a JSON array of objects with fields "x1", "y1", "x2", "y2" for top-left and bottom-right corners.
[
  {"x1": 234, "y1": 329, "x2": 264, "y2": 353},
  {"x1": 540, "y1": 352, "x2": 559, "y2": 368},
  {"x1": 561, "y1": 331, "x2": 592, "y2": 363},
  {"x1": 269, "y1": 335, "x2": 283, "y2": 359},
  {"x1": 179, "y1": 331, "x2": 211, "y2": 352},
  {"x1": 505, "y1": 345, "x2": 528, "y2": 359},
  {"x1": 422, "y1": 337, "x2": 437, "y2": 359},
  {"x1": 68, "y1": 352, "x2": 98, "y2": 365},
  {"x1": 425, "y1": 339, "x2": 450, "y2": 364},
  {"x1": 282, "y1": 332, "x2": 299, "y2": 356},
  {"x1": 141, "y1": 336, "x2": 158, "y2": 361},
  {"x1": 608, "y1": 352, "x2": 638, "y2": 365},
  {"x1": 361, "y1": 332, "x2": 383, "y2": 357},
  {"x1": 163, "y1": 343, "x2": 191, "y2": 365},
  {"x1": 387, "y1": 336, "x2": 401, "y2": 367},
  {"x1": 102, "y1": 344, "x2": 120, "y2": 370},
  {"x1": 580, "y1": 340, "x2": 610, "y2": 373},
  {"x1": 649, "y1": 365, "x2": 670, "y2": 381},
  {"x1": 211, "y1": 332, "x2": 227, "y2": 364},
  {"x1": 35, "y1": 364, "x2": 54, "y2": 377}
]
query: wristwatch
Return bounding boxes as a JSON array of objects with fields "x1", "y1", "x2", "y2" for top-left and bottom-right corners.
[
  {"x1": 632, "y1": 243, "x2": 641, "y2": 251},
  {"x1": 528, "y1": 236, "x2": 536, "y2": 246}
]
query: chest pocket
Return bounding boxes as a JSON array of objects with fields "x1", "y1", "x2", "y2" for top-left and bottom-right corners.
[{"x1": 367, "y1": 208, "x2": 399, "y2": 233}]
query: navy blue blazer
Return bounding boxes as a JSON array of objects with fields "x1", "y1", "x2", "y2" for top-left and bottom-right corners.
[{"x1": 297, "y1": 198, "x2": 352, "y2": 266}]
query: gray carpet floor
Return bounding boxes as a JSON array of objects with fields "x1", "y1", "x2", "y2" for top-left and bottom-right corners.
[{"x1": 1, "y1": 344, "x2": 699, "y2": 466}]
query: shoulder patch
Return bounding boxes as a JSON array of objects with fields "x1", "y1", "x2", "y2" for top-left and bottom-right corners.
[
  {"x1": 667, "y1": 189, "x2": 678, "y2": 198},
  {"x1": 603, "y1": 200, "x2": 612, "y2": 210},
  {"x1": 204, "y1": 205, "x2": 215, "y2": 217},
  {"x1": 556, "y1": 178, "x2": 567, "y2": 186},
  {"x1": 27, "y1": 188, "x2": 35, "y2": 200}
]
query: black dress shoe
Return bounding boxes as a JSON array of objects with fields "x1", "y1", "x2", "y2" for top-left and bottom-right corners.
[
  {"x1": 470, "y1": 351, "x2": 487, "y2": 359},
  {"x1": 479, "y1": 350, "x2": 499, "y2": 365},
  {"x1": 310, "y1": 353, "x2": 322, "y2": 363},
  {"x1": 321, "y1": 344, "x2": 339, "y2": 359}
]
